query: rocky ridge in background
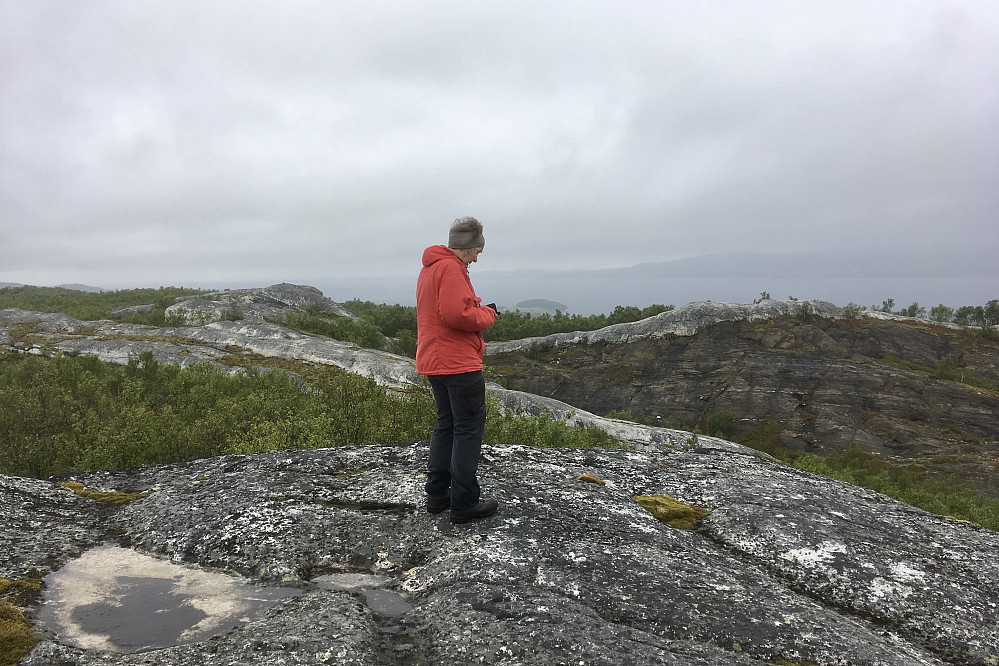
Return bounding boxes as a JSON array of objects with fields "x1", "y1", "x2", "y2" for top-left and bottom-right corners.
[{"x1": 486, "y1": 299, "x2": 999, "y2": 497}]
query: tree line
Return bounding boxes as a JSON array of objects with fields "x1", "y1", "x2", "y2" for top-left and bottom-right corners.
[{"x1": 873, "y1": 298, "x2": 999, "y2": 326}]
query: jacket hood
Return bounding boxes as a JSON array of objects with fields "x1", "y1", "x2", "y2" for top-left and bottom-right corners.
[{"x1": 422, "y1": 244, "x2": 461, "y2": 268}]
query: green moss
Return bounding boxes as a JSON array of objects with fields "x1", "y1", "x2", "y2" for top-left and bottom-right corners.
[
  {"x1": 0, "y1": 577, "x2": 41, "y2": 607},
  {"x1": 633, "y1": 494, "x2": 710, "y2": 529},
  {"x1": 0, "y1": 577, "x2": 43, "y2": 666},
  {"x1": 0, "y1": 603, "x2": 40, "y2": 666},
  {"x1": 577, "y1": 472, "x2": 606, "y2": 485},
  {"x1": 59, "y1": 480, "x2": 151, "y2": 504},
  {"x1": 335, "y1": 468, "x2": 371, "y2": 477}
]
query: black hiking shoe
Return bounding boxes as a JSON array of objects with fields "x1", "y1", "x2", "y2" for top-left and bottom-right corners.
[
  {"x1": 426, "y1": 494, "x2": 450, "y2": 514},
  {"x1": 450, "y1": 498, "x2": 499, "y2": 524}
]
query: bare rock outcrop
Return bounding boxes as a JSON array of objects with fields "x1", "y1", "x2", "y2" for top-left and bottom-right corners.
[
  {"x1": 3, "y1": 443, "x2": 996, "y2": 665},
  {"x1": 486, "y1": 300, "x2": 999, "y2": 497},
  {"x1": 486, "y1": 299, "x2": 841, "y2": 353},
  {"x1": 164, "y1": 283, "x2": 357, "y2": 324}
]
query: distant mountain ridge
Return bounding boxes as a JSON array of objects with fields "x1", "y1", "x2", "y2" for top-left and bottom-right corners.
[
  {"x1": 1, "y1": 282, "x2": 104, "y2": 292},
  {"x1": 509, "y1": 299, "x2": 570, "y2": 315},
  {"x1": 479, "y1": 246, "x2": 999, "y2": 281}
]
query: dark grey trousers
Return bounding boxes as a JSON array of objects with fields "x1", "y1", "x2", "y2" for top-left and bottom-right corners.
[{"x1": 426, "y1": 370, "x2": 486, "y2": 511}]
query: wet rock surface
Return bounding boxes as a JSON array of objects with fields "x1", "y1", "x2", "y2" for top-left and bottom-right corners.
[{"x1": 4, "y1": 443, "x2": 997, "y2": 665}]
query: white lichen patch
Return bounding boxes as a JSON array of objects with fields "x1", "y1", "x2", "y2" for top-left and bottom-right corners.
[
  {"x1": 889, "y1": 561, "x2": 927, "y2": 583},
  {"x1": 779, "y1": 541, "x2": 848, "y2": 569},
  {"x1": 868, "y1": 577, "x2": 914, "y2": 602}
]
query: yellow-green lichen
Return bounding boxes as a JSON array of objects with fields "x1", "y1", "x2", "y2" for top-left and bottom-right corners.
[
  {"x1": 577, "y1": 472, "x2": 606, "y2": 486},
  {"x1": 59, "y1": 480, "x2": 151, "y2": 505},
  {"x1": 633, "y1": 494, "x2": 710, "y2": 530}
]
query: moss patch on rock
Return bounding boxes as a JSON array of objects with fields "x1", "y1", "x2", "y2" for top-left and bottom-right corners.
[
  {"x1": 0, "y1": 577, "x2": 43, "y2": 666},
  {"x1": 59, "y1": 481, "x2": 151, "y2": 505},
  {"x1": 577, "y1": 472, "x2": 607, "y2": 485},
  {"x1": 633, "y1": 494, "x2": 710, "y2": 529}
]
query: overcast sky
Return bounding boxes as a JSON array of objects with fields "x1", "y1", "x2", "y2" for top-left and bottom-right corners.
[{"x1": 2, "y1": 1, "x2": 997, "y2": 300}]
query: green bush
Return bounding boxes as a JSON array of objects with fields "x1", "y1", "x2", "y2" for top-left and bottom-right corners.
[
  {"x1": 704, "y1": 410, "x2": 739, "y2": 438},
  {"x1": 271, "y1": 311, "x2": 387, "y2": 350},
  {"x1": 484, "y1": 399, "x2": 623, "y2": 449},
  {"x1": 0, "y1": 350, "x2": 625, "y2": 479},
  {"x1": 930, "y1": 304, "x2": 954, "y2": 323},
  {"x1": 841, "y1": 303, "x2": 866, "y2": 321}
]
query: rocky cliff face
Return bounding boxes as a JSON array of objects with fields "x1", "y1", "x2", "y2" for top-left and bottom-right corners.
[
  {"x1": 3, "y1": 442, "x2": 997, "y2": 665},
  {"x1": 487, "y1": 300, "x2": 999, "y2": 497}
]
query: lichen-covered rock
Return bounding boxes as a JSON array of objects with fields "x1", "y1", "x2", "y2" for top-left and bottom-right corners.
[
  {"x1": 109, "y1": 304, "x2": 154, "y2": 317},
  {"x1": 164, "y1": 283, "x2": 356, "y2": 324},
  {"x1": 486, "y1": 299, "x2": 841, "y2": 354},
  {"x1": 1, "y1": 300, "x2": 422, "y2": 388},
  {"x1": 5, "y1": 443, "x2": 995, "y2": 665}
]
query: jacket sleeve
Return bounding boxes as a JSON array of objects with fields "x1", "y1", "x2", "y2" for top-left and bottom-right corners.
[{"x1": 437, "y1": 269, "x2": 497, "y2": 332}]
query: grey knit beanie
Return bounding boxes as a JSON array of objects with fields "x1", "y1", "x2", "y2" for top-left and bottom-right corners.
[{"x1": 448, "y1": 217, "x2": 485, "y2": 249}]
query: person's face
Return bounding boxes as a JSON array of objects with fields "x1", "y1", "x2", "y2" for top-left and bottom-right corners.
[{"x1": 457, "y1": 247, "x2": 483, "y2": 264}]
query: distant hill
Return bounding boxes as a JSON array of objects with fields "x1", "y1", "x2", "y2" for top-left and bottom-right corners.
[
  {"x1": 510, "y1": 299, "x2": 570, "y2": 315},
  {"x1": 0, "y1": 282, "x2": 104, "y2": 292},
  {"x1": 55, "y1": 283, "x2": 105, "y2": 292}
]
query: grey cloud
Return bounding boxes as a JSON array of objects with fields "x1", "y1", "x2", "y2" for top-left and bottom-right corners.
[{"x1": 2, "y1": 1, "x2": 997, "y2": 305}]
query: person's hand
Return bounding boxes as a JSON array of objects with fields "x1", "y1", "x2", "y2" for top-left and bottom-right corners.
[{"x1": 485, "y1": 303, "x2": 498, "y2": 314}]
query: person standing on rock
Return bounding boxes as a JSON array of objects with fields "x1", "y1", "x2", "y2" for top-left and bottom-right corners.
[{"x1": 416, "y1": 217, "x2": 499, "y2": 524}]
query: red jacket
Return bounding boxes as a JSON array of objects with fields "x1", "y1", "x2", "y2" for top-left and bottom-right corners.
[{"x1": 416, "y1": 245, "x2": 496, "y2": 376}]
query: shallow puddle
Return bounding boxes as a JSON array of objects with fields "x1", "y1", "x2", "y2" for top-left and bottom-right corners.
[{"x1": 35, "y1": 545, "x2": 301, "y2": 653}]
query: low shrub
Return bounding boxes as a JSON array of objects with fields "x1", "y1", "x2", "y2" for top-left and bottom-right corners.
[{"x1": 0, "y1": 351, "x2": 624, "y2": 479}]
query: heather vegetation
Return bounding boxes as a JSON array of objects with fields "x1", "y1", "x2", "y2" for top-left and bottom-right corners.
[
  {"x1": 274, "y1": 300, "x2": 674, "y2": 355},
  {"x1": 0, "y1": 351, "x2": 620, "y2": 480},
  {"x1": 483, "y1": 304, "x2": 674, "y2": 341}
]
